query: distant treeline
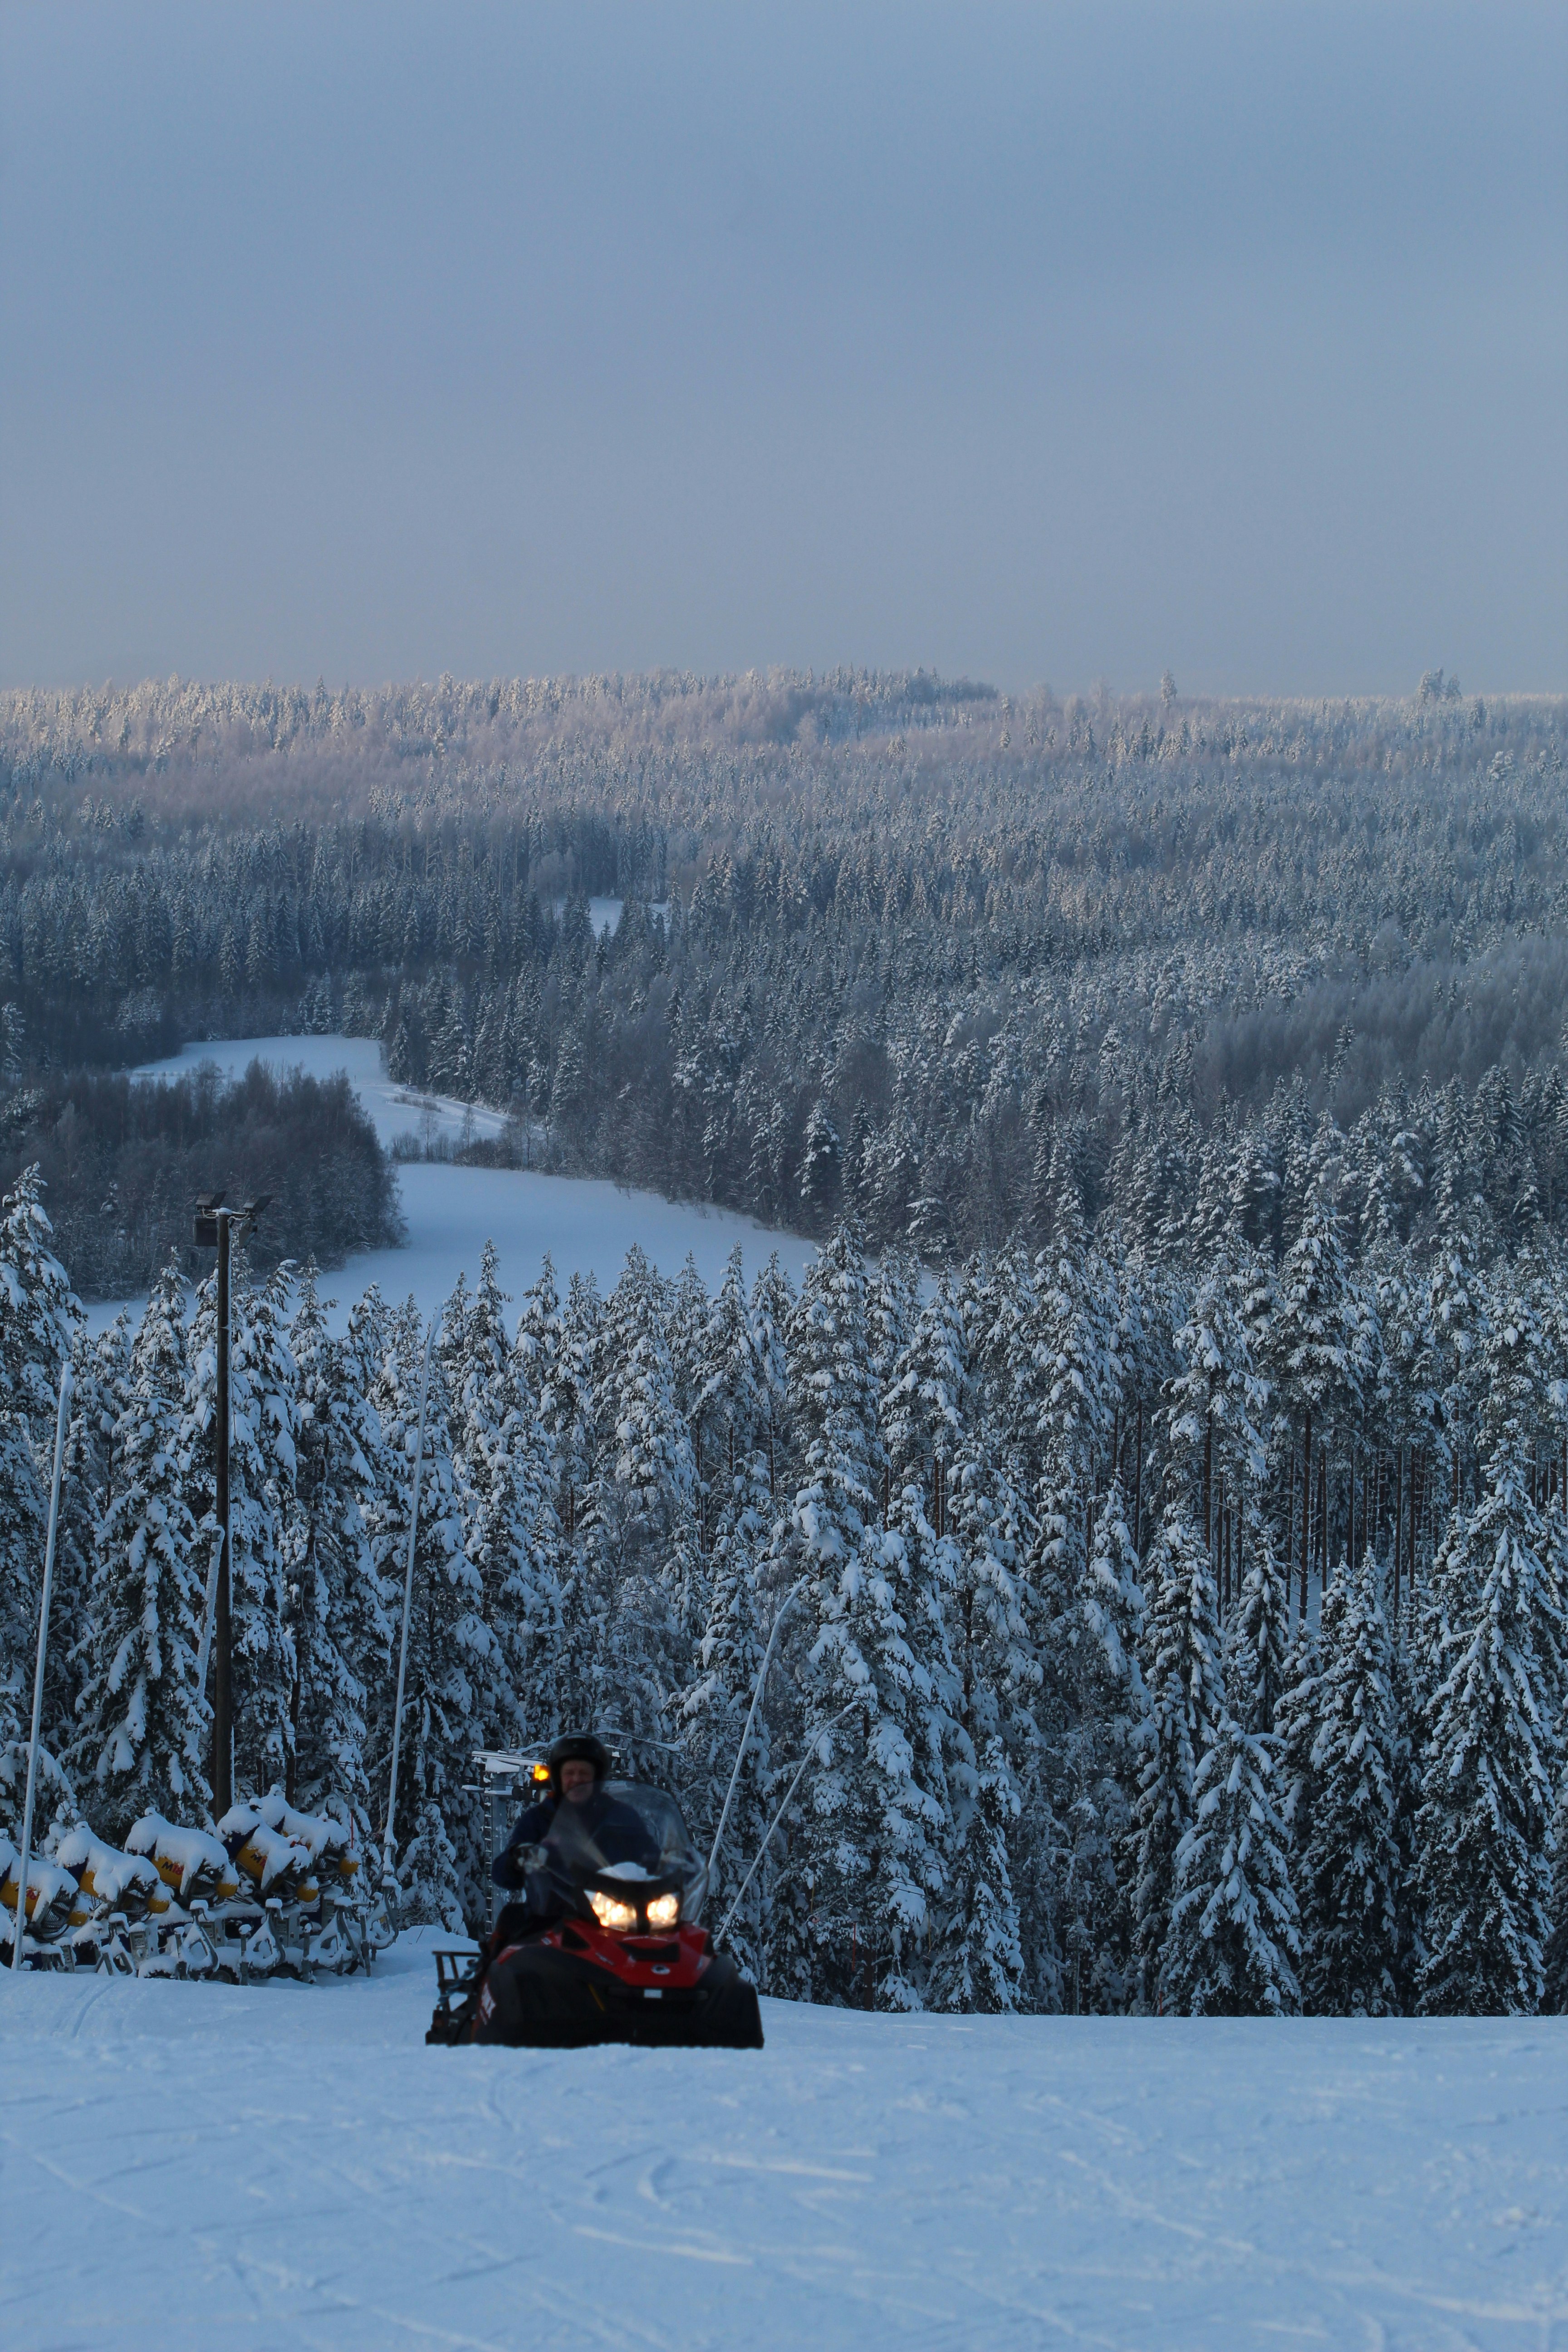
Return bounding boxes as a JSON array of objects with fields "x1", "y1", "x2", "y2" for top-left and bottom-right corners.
[
  {"x1": 0, "y1": 1061, "x2": 402, "y2": 1297},
  {"x1": 0, "y1": 668, "x2": 1564, "y2": 1264}
]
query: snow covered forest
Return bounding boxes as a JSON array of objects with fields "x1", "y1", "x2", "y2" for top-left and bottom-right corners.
[
  {"x1": 3, "y1": 666, "x2": 1568, "y2": 2017},
  {"x1": 0, "y1": 1060, "x2": 402, "y2": 1295},
  {"x1": 1, "y1": 670, "x2": 1566, "y2": 1267},
  {"x1": 4, "y1": 1108, "x2": 1568, "y2": 2018}
]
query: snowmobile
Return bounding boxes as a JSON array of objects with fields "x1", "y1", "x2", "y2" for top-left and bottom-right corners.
[{"x1": 428, "y1": 1779, "x2": 764, "y2": 2050}]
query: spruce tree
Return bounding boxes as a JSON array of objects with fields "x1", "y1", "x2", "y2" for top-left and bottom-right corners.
[
  {"x1": 1416, "y1": 1292, "x2": 1564, "y2": 2014},
  {"x1": 288, "y1": 1264, "x2": 381, "y2": 1827},
  {"x1": 0, "y1": 1166, "x2": 79, "y2": 1819},
  {"x1": 185, "y1": 1257, "x2": 300, "y2": 1800},
  {"x1": 779, "y1": 1222, "x2": 947, "y2": 2009},
  {"x1": 399, "y1": 1795, "x2": 462, "y2": 1929},
  {"x1": 1059, "y1": 1472, "x2": 1147, "y2": 2009},
  {"x1": 1298, "y1": 1553, "x2": 1401, "y2": 2014},
  {"x1": 681, "y1": 1244, "x2": 774, "y2": 1947},
  {"x1": 928, "y1": 1734, "x2": 1025, "y2": 2014},
  {"x1": 48, "y1": 1309, "x2": 132, "y2": 1769},
  {"x1": 510, "y1": 1253, "x2": 561, "y2": 1421},
  {"x1": 77, "y1": 1259, "x2": 211, "y2": 1841},
  {"x1": 579, "y1": 1245, "x2": 697, "y2": 1772},
  {"x1": 1129, "y1": 1504, "x2": 1225, "y2": 2011},
  {"x1": 338, "y1": 1284, "x2": 402, "y2": 1808},
  {"x1": 935, "y1": 1429, "x2": 1034, "y2": 2013},
  {"x1": 680, "y1": 1437, "x2": 772, "y2": 1976},
  {"x1": 748, "y1": 1250, "x2": 794, "y2": 1507},
  {"x1": 1163, "y1": 1705, "x2": 1301, "y2": 2016},
  {"x1": 371, "y1": 1301, "x2": 493, "y2": 1921},
  {"x1": 1230, "y1": 1520, "x2": 1291, "y2": 1737},
  {"x1": 1544, "y1": 1764, "x2": 1568, "y2": 2014},
  {"x1": 447, "y1": 1245, "x2": 564, "y2": 1870}
]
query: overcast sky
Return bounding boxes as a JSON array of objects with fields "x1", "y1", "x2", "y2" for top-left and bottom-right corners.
[{"x1": 2, "y1": 2, "x2": 1562, "y2": 696}]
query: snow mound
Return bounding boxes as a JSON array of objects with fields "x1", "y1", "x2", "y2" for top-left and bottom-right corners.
[
  {"x1": 52, "y1": 1827, "x2": 162, "y2": 1910},
  {"x1": 125, "y1": 1813, "x2": 232, "y2": 1898}
]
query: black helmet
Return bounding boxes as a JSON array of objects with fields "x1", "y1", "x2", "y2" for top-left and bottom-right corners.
[{"x1": 544, "y1": 1732, "x2": 612, "y2": 1795}]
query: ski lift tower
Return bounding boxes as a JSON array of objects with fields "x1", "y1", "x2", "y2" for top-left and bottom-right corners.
[{"x1": 192, "y1": 1192, "x2": 270, "y2": 1815}]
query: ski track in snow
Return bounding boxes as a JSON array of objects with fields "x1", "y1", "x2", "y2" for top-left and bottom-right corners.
[{"x1": 4, "y1": 1932, "x2": 1567, "y2": 2352}]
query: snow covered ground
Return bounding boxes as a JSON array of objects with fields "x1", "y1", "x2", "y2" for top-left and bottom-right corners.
[
  {"x1": 549, "y1": 894, "x2": 667, "y2": 936},
  {"x1": 3, "y1": 1942, "x2": 1565, "y2": 2352},
  {"x1": 134, "y1": 1034, "x2": 512, "y2": 1155},
  {"x1": 98, "y1": 1035, "x2": 815, "y2": 1333}
]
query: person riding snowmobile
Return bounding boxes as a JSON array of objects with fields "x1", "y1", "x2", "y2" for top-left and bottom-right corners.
[
  {"x1": 490, "y1": 1733, "x2": 654, "y2": 1940},
  {"x1": 446, "y1": 1730, "x2": 763, "y2": 2049}
]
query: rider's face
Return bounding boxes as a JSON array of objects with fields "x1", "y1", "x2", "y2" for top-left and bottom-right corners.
[{"x1": 559, "y1": 1759, "x2": 596, "y2": 1803}]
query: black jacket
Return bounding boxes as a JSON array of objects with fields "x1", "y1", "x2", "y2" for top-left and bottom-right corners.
[
  {"x1": 491, "y1": 1788, "x2": 654, "y2": 1895},
  {"x1": 491, "y1": 1797, "x2": 556, "y2": 1891}
]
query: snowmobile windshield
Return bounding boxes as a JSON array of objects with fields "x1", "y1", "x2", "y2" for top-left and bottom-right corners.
[{"x1": 540, "y1": 1782, "x2": 709, "y2": 1929}]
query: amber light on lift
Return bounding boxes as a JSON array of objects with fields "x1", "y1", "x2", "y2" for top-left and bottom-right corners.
[{"x1": 531, "y1": 1762, "x2": 552, "y2": 1786}]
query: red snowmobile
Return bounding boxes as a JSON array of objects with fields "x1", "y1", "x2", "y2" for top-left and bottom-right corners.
[{"x1": 428, "y1": 1781, "x2": 763, "y2": 2050}]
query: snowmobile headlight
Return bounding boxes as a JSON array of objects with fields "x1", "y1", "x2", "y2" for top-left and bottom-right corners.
[
  {"x1": 645, "y1": 1892, "x2": 679, "y2": 1930},
  {"x1": 588, "y1": 1889, "x2": 639, "y2": 1934}
]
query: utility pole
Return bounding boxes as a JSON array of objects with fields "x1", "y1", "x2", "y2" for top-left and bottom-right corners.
[{"x1": 193, "y1": 1193, "x2": 270, "y2": 1816}]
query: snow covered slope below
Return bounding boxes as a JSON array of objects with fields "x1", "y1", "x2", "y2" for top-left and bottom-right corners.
[
  {"x1": 134, "y1": 1034, "x2": 506, "y2": 1155},
  {"x1": 4, "y1": 1936, "x2": 1565, "y2": 2352},
  {"x1": 94, "y1": 1035, "x2": 816, "y2": 1333}
]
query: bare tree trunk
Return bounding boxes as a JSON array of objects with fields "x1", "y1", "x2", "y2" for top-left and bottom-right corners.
[
  {"x1": 1300, "y1": 1410, "x2": 1312, "y2": 1622},
  {"x1": 1133, "y1": 1396, "x2": 1144, "y2": 1554},
  {"x1": 1318, "y1": 1450, "x2": 1328, "y2": 1593}
]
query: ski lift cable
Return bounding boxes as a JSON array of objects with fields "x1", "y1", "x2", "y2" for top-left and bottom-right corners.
[
  {"x1": 715, "y1": 1696, "x2": 858, "y2": 1949},
  {"x1": 10, "y1": 1361, "x2": 71, "y2": 1975},
  {"x1": 706, "y1": 1576, "x2": 804, "y2": 1883},
  {"x1": 382, "y1": 1320, "x2": 436, "y2": 1872}
]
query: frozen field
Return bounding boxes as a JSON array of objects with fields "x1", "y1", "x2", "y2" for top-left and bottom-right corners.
[
  {"x1": 3, "y1": 1940, "x2": 1565, "y2": 2352},
  {"x1": 100, "y1": 1035, "x2": 815, "y2": 1332}
]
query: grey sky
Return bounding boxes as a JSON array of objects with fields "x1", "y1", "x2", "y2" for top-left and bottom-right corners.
[{"x1": 2, "y1": 2, "x2": 1562, "y2": 695}]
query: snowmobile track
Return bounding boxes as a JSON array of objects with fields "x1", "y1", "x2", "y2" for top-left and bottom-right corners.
[{"x1": 4, "y1": 1933, "x2": 1567, "y2": 2352}]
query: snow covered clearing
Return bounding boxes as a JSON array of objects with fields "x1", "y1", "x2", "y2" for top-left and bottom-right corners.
[
  {"x1": 3, "y1": 1939, "x2": 1565, "y2": 2352},
  {"x1": 333, "y1": 1161, "x2": 816, "y2": 1333},
  {"x1": 549, "y1": 894, "x2": 663, "y2": 936},
  {"x1": 135, "y1": 1034, "x2": 511, "y2": 1154},
  {"x1": 100, "y1": 1035, "x2": 815, "y2": 1333}
]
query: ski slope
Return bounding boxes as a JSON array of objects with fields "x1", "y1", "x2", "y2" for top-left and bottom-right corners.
[
  {"x1": 3, "y1": 1939, "x2": 1564, "y2": 2352},
  {"x1": 94, "y1": 1035, "x2": 816, "y2": 1333}
]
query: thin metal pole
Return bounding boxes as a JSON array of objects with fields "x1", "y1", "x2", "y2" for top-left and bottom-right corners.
[
  {"x1": 212, "y1": 1210, "x2": 233, "y2": 1815},
  {"x1": 706, "y1": 1578, "x2": 803, "y2": 1882},
  {"x1": 715, "y1": 1699, "x2": 857, "y2": 1948},
  {"x1": 10, "y1": 1362, "x2": 72, "y2": 1972},
  {"x1": 383, "y1": 1322, "x2": 436, "y2": 1866},
  {"x1": 194, "y1": 1531, "x2": 222, "y2": 1702}
]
